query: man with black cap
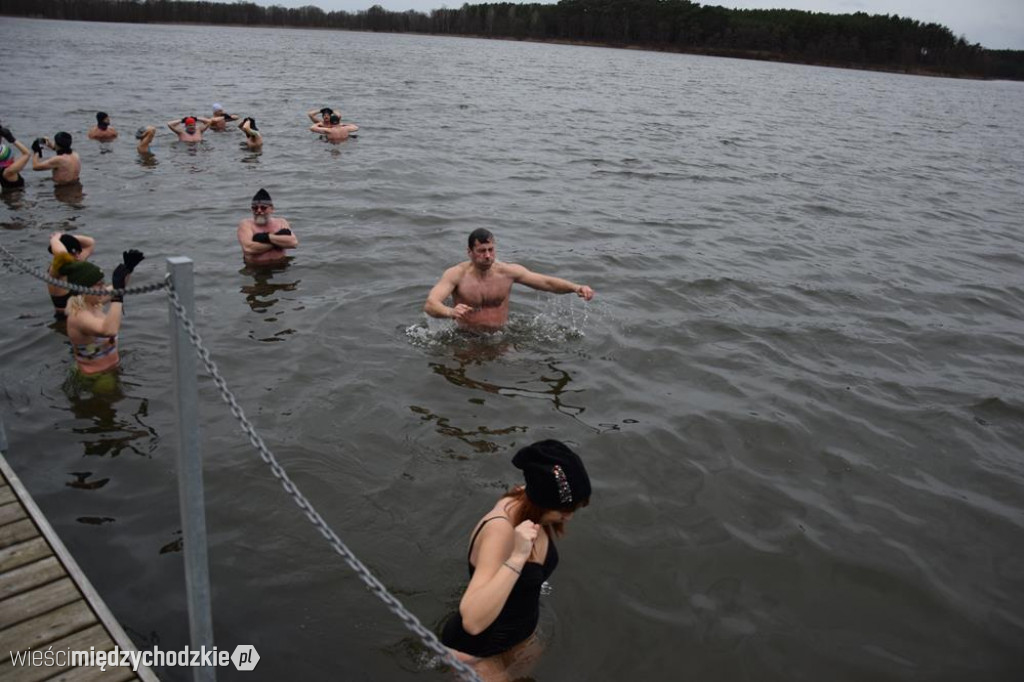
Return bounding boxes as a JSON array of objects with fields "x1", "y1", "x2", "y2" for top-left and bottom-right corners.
[
  {"x1": 440, "y1": 439, "x2": 592, "y2": 678},
  {"x1": 31, "y1": 132, "x2": 81, "y2": 185},
  {"x1": 237, "y1": 188, "x2": 298, "y2": 265},
  {"x1": 88, "y1": 112, "x2": 118, "y2": 141}
]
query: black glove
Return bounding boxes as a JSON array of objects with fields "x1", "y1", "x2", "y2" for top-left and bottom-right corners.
[
  {"x1": 122, "y1": 249, "x2": 145, "y2": 273},
  {"x1": 0, "y1": 126, "x2": 13, "y2": 143},
  {"x1": 111, "y1": 264, "x2": 128, "y2": 302},
  {"x1": 31, "y1": 138, "x2": 45, "y2": 155},
  {"x1": 274, "y1": 228, "x2": 292, "y2": 236},
  {"x1": 252, "y1": 232, "x2": 271, "y2": 244}
]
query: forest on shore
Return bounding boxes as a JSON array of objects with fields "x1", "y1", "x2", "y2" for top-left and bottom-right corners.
[{"x1": 4, "y1": 0, "x2": 1024, "y2": 80}]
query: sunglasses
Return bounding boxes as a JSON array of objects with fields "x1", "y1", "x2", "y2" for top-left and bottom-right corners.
[{"x1": 251, "y1": 204, "x2": 272, "y2": 213}]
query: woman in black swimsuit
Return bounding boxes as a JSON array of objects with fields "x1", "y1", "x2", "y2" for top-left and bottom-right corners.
[
  {"x1": 441, "y1": 440, "x2": 592, "y2": 680},
  {"x1": 48, "y1": 231, "x2": 96, "y2": 320}
]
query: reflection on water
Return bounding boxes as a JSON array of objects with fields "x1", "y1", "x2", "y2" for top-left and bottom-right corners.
[
  {"x1": 53, "y1": 181, "x2": 84, "y2": 207},
  {"x1": 60, "y1": 369, "x2": 157, "y2": 459},
  {"x1": 239, "y1": 261, "x2": 300, "y2": 342},
  {"x1": 136, "y1": 151, "x2": 158, "y2": 168}
]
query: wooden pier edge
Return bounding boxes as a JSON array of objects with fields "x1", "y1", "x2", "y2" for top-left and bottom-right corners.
[{"x1": 0, "y1": 451, "x2": 160, "y2": 682}]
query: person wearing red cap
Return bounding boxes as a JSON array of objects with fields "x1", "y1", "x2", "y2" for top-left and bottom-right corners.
[
  {"x1": 166, "y1": 115, "x2": 212, "y2": 143},
  {"x1": 440, "y1": 440, "x2": 592, "y2": 679}
]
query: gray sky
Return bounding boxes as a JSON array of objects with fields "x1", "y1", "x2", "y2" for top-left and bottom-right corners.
[{"x1": 255, "y1": 0, "x2": 1024, "y2": 50}]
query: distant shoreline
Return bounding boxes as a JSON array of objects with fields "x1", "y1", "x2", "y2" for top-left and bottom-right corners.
[{"x1": 1, "y1": 14, "x2": 1014, "y2": 81}]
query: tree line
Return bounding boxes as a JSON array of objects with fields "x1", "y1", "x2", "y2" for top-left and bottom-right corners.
[{"x1": 4, "y1": 0, "x2": 1023, "y2": 79}]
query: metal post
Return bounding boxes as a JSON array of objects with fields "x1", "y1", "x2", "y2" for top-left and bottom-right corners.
[{"x1": 168, "y1": 257, "x2": 216, "y2": 682}]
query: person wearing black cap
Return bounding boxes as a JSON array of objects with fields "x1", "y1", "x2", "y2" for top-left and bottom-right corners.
[
  {"x1": 31, "y1": 132, "x2": 81, "y2": 185},
  {"x1": 87, "y1": 111, "x2": 118, "y2": 141},
  {"x1": 441, "y1": 440, "x2": 592, "y2": 679},
  {"x1": 47, "y1": 231, "x2": 96, "y2": 320},
  {"x1": 61, "y1": 249, "x2": 145, "y2": 375},
  {"x1": 237, "y1": 188, "x2": 298, "y2": 265}
]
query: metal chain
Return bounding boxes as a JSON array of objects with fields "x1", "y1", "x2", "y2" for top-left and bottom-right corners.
[
  {"x1": 0, "y1": 242, "x2": 167, "y2": 297},
  {"x1": 164, "y1": 285, "x2": 481, "y2": 682}
]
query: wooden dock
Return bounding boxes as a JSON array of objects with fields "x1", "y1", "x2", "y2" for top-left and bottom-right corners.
[{"x1": 0, "y1": 452, "x2": 159, "y2": 681}]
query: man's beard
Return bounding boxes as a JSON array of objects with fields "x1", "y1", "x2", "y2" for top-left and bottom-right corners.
[{"x1": 254, "y1": 214, "x2": 268, "y2": 227}]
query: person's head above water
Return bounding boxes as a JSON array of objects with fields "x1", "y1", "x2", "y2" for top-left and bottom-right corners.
[
  {"x1": 251, "y1": 188, "x2": 274, "y2": 225},
  {"x1": 212, "y1": 103, "x2": 224, "y2": 116},
  {"x1": 96, "y1": 112, "x2": 110, "y2": 129},
  {"x1": 512, "y1": 440, "x2": 592, "y2": 512},
  {"x1": 182, "y1": 116, "x2": 197, "y2": 132},
  {"x1": 53, "y1": 132, "x2": 73, "y2": 154},
  {"x1": 0, "y1": 142, "x2": 12, "y2": 168},
  {"x1": 329, "y1": 113, "x2": 340, "y2": 125},
  {"x1": 60, "y1": 260, "x2": 104, "y2": 290},
  {"x1": 468, "y1": 228, "x2": 494, "y2": 249}
]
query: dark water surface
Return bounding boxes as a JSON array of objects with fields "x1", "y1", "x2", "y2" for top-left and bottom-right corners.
[{"x1": 2, "y1": 16, "x2": 1023, "y2": 682}]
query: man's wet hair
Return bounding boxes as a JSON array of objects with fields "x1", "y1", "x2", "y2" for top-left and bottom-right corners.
[{"x1": 468, "y1": 228, "x2": 493, "y2": 249}]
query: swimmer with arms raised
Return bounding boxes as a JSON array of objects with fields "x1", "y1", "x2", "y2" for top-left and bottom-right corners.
[
  {"x1": 424, "y1": 228, "x2": 595, "y2": 331},
  {"x1": 31, "y1": 132, "x2": 81, "y2": 185},
  {"x1": 60, "y1": 249, "x2": 145, "y2": 375},
  {"x1": 47, "y1": 232, "x2": 96, "y2": 320},
  {"x1": 239, "y1": 117, "x2": 262, "y2": 150},
  {"x1": 309, "y1": 112, "x2": 358, "y2": 143},
  {"x1": 0, "y1": 126, "x2": 31, "y2": 191},
  {"x1": 167, "y1": 115, "x2": 211, "y2": 143}
]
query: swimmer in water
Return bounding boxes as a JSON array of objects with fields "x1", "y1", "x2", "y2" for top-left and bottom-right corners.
[
  {"x1": 210, "y1": 103, "x2": 240, "y2": 131},
  {"x1": 307, "y1": 107, "x2": 335, "y2": 126},
  {"x1": 310, "y1": 113, "x2": 358, "y2": 143},
  {"x1": 0, "y1": 126, "x2": 31, "y2": 191},
  {"x1": 167, "y1": 115, "x2": 211, "y2": 143},
  {"x1": 135, "y1": 126, "x2": 156, "y2": 154},
  {"x1": 87, "y1": 111, "x2": 118, "y2": 140},
  {"x1": 424, "y1": 228, "x2": 595, "y2": 331},
  {"x1": 239, "y1": 117, "x2": 262, "y2": 150},
  {"x1": 31, "y1": 132, "x2": 81, "y2": 185},
  {"x1": 440, "y1": 440, "x2": 592, "y2": 682},
  {"x1": 47, "y1": 231, "x2": 97, "y2": 320},
  {"x1": 237, "y1": 188, "x2": 298, "y2": 265},
  {"x1": 60, "y1": 249, "x2": 145, "y2": 375}
]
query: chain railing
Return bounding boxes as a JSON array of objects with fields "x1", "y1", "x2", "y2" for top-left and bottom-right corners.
[{"x1": 1, "y1": 243, "x2": 480, "y2": 682}]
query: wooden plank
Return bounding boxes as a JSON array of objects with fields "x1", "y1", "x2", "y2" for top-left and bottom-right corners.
[
  {"x1": 0, "y1": 577, "x2": 79, "y2": 629},
  {"x1": 49, "y1": 664, "x2": 137, "y2": 682},
  {"x1": 0, "y1": 456, "x2": 159, "y2": 682},
  {"x1": 0, "y1": 518, "x2": 39, "y2": 549},
  {"x1": 0, "y1": 537, "x2": 51, "y2": 573},
  {"x1": 0, "y1": 500, "x2": 26, "y2": 526},
  {"x1": 0, "y1": 600, "x2": 97, "y2": 663},
  {"x1": 0, "y1": 556, "x2": 63, "y2": 600},
  {"x1": 0, "y1": 623, "x2": 110, "y2": 682},
  {"x1": 0, "y1": 484, "x2": 16, "y2": 506}
]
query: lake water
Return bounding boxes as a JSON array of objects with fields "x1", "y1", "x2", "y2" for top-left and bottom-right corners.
[{"x1": 1, "y1": 16, "x2": 1023, "y2": 682}]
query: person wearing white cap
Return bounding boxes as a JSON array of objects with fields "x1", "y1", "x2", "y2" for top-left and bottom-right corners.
[{"x1": 209, "y1": 103, "x2": 239, "y2": 131}]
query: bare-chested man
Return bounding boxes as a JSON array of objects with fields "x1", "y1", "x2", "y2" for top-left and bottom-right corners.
[
  {"x1": 31, "y1": 132, "x2": 81, "y2": 185},
  {"x1": 239, "y1": 117, "x2": 262, "y2": 150},
  {"x1": 310, "y1": 113, "x2": 359, "y2": 143},
  {"x1": 167, "y1": 116, "x2": 211, "y2": 143},
  {"x1": 237, "y1": 188, "x2": 298, "y2": 265},
  {"x1": 87, "y1": 111, "x2": 118, "y2": 140},
  {"x1": 307, "y1": 107, "x2": 335, "y2": 126},
  {"x1": 210, "y1": 104, "x2": 239, "y2": 131},
  {"x1": 424, "y1": 228, "x2": 595, "y2": 331}
]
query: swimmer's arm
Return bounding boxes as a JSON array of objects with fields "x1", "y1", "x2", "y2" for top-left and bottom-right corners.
[
  {"x1": 74, "y1": 302, "x2": 123, "y2": 338},
  {"x1": 237, "y1": 222, "x2": 275, "y2": 255},
  {"x1": 77, "y1": 235, "x2": 96, "y2": 260},
  {"x1": 341, "y1": 123, "x2": 359, "y2": 132},
  {"x1": 32, "y1": 154, "x2": 58, "y2": 171},
  {"x1": 309, "y1": 124, "x2": 328, "y2": 134},
  {"x1": 457, "y1": 521, "x2": 522, "y2": 635},
  {"x1": 196, "y1": 118, "x2": 213, "y2": 132},
  {"x1": 307, "y1": 108, "x2": 323, "y2": 123},
  {"x1": 511, "y1": 264, "x2": 595, "y2": 301},
  {"x1": 166, "y1": 120, "x2": 183, "y2": 134},
  {"x1": 87, "y1": 126, "x2": 100, "y2": 140},
  {"x1": 424, "y1": 268, "x2": 470, "y2": 319},
  {"x1": 268, "y1": 220, "x2": 298, "y2": 249}
]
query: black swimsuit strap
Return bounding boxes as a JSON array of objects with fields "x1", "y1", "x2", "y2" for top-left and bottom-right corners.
[{"x1": 466, "y1": 515, "x2": 512, "y2": 564}]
